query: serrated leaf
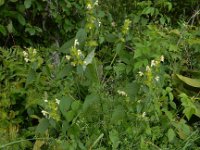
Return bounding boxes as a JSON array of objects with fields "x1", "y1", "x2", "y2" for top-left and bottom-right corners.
[
  {"x1": 167, "y1": 128, "x2": 175, "y2": 142},
  {"x1": 17, "y1": 13, "x2": 26, "y2": 25},
  {"x1": 24, "y1": 0, "x2": 32, "y2": 9},
  {"x1": 36, "y1": 118, "x2": 49, "y2": 134},
  {"x1": 176, "y1": 74, "x2": 200, "y2": 88}
]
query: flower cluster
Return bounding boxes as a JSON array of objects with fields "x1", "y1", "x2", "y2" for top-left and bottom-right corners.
[
  {"x1": 137, "y1": 55, "x2": 165, "y2": 83},
  {"x1": 41, "y1": 98, "x2": 60, "y2": 121}
]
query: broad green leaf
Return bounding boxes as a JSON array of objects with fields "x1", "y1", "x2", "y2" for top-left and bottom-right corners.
[
  {"x1": 176, "y1": 74, "x2": 200, "y2": 88},
  {"x1": 17, "y1": 13, "x2": 26, "y2": 25},
  {"x1": 24, "y1": 0, "x2": 32, "y2": 9},
  {"x1": 59, "y1": 96, "x2": 73, "y2": 119},
  {"x1": 0, "y1": 25, "x2": 7, "y2": 36},
  {"x1": 26, "y1": 69, "x2": 37, "y2": 87},
  {"x1": 75, "y1": 28, "x2": 87, "y2": 45},
  {"x1": 66, "y1": 110, "x2": 75, "y2": 122},
  {"x1": 0, "y1": 0, "x2": 4, "y2": 6},
  {"x1": 59, "y1": 38, "x2": 74, "y2": 53},
  {"x1": 109, "y1": 129, "x2": 120, "y2": 149},
  {"x1": 111, "y1": 105, "x2": 125, "y2": 124},
  {"x1": 36, "y1": 118, "x2": 49, "y2": 134},
  {"x1": 167, "y1": 128, "x2": 175, "y2": 142},
  {"x1": 83, "y1": 50, "x2": 95, "y2": 70},
  {"x1": 71, "y1": 101, "x2": 81, "y2": 111},
  {"x1": 83, "y1": 94, "x2": 99, "y2": 111},
  {"x1": 7, "y1": 21, "x2": 13, "y2": 33},
  {"x1": 25, "y1": 27, "x2": 35, "y2": 35}
]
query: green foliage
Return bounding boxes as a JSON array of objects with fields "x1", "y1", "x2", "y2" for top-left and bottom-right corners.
[{"x1": 1, "y1": 0, "x2": 200, "y2": 149}]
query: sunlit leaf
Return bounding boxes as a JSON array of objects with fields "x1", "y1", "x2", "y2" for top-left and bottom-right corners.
[{"x1": 176, "y1": 74, "x2": 200, "y2": 88}]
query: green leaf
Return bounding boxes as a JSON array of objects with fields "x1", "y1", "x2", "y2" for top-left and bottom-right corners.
[
  {"x1": 75, "y1": 28, "x2": 87, "y2": 46},
  {"x1": 111, "y1": 105, "x2": 125, "y2": 124},
  {"x1": 10, "y1": 0, "x2": 18, "y2": 2},
  {"x1": 176, "y1": 74, "x2": 200, "y2": 88},
  {"x1": 66, "y1": 110, "x2": 75, "y2": 122},
  {"x1": 59, "y1": 96, "x2": 73, "y2": 119},
  {"x1": 7, "y1": 21, "x2": 13, "y2": 33},
  {"x1": 167, "y1": 128, "x2": 175, "y2": 142},
  {"x1": 17, "y1": 13, "x2": 26, "y2": 25},
  {"x1": 36, "y1": 118, "x2": 49, "y2": 134},
  {"x1": 109, "y1": 129, "x2": 120, "y2": 149},
  {"x1": 0, "y1": 25, "x2": 7, "y2": 36},
  {"x1": 26, "y1": 69, "x2": 37, "y2": 87},
  {"x1": 83, "y1": 94, "x2": 99, "y2": 111},
  {"x1": 24, "y1": 0, "x2": 32, "y2": 9},
  {"x1": 59, "y1": 38, "x2": 74, "y2": 53},
  {"x1": 83, "y1": 50, "x2": 95, "y2": 70},
  {"x1": 71, "y1": 101, "x2": 81, "y2": 112},
  {"x1": 0, "y1": 0, "x2": 5, "y2": 6}
]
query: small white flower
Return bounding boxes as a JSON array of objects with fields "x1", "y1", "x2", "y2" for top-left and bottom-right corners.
[
  {"x1": 142, "y1": 112, "x2": 146, "y2": 117},
  {"x1": 44, "y1": 99, "x2": 48, "y2": 103},
  {"x1": 24, "y1": 58, "x2": 29, "y2": 62},
  {"x1": 41, "y1": 110, "x2": 49, "y2": 118},
  {"x1": 117, "y1": 90, "x2": 127, "y2": 97},
  {"x1": 111, "y1": 22, "x2": 116, "y2": 27},
  {"x1": 138, "y1": 71, "x2": 144, "y2": 76},
  {"x1": 98, "y1": 21, "x2": 101, "y2": 27},
  {"x1": 155, "y1": 76, "x2": 160, "y2": 82},
  {"x1": 23, "y1": 51, "x2": 28, "y2": 57},
  {"x1": 65, "y1": 55, "x2": 71, "y2": 60},
  {"x1": 151, "y1": 60, "x2": 159, "y2": 67},
  {"x1": 55, "y1": 98, "x2": 60, "y2": 105},
  {"x1": 86, "y1": 4, "x2": 92, "y2": 10},
  {"x1": 160, "y1": 55, "x2": 164, "y2": 62},
  {"x1": 77, "y1": 49, "x2": 82, "y2": 56},
  {"x1": 146, "y1": 65, "x2": 151, "y2": 72},
  {"x1": 94, "y1": 0, "x2": 98, "y2": 6},
  {"x1": 33, "y1": 49, "x2": 37, "y2": 54},
  {"x1": 74, "y1": 39, "x2": 79, "y2": 47}
]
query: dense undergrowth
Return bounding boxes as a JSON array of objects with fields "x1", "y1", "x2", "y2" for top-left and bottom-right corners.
[{"x1": 0, "y1": 0, "x2": 200, "y2": 149}]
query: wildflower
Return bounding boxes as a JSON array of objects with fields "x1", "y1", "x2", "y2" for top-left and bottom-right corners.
[
  {"x1": 111, "y1": 22, "x2": 116, "y2": 27},
  {"x1": 117, "y1": 90, "x2": 128, "y2": 97},
  {"x1": 24, "y1": 58, "x2": 29, "y2": 62},
  {"x1": 77, "y1": 49, "x2": 82, "y2": 56},
  {"x1": 94, "y1": 0, "x2": 98, "y2": 6},
  {"x1": 98, "y1": 21, "x2": 101, "y2": 27},
  {"x1": 74, "y1": 39, "x2": 79, "y2": 47},
  {"x1": 146, "y1": 65, "x2": 151, "y2": 72},
  {"x1": 155, "y1": 76, "x2": 160, "y2": 82},
  {"x1": 55, "y1": 98, "x2": 60, "y2": 105},
  {"x1": 160, "y1": 55, "x2": 164, "y2": 62},
  {"x1": 86, "y1": 4, "x2": 92, "y2": 10},
  {"x1": 44, "y1": 99, "x2": 48, "y2": 103},
  {"x1": 142, "y1": 112, "x2": 146, "y2": 117},
  {"x1": 23, "y1": 51, "x2": 28, "y2": 57},
  {"x1": 33, "y1": 49, "x2": 37, "y2": 54},
  {"x1": 151, "y1": 60, "x2": 159, "y2": 67},
  {"x1": 138, "y1": 71, "x2": 144, "y2": 76},
  {"x1": 65, "y1": 55, "x2": 71, "y2": 60},
  {"x1": 41, "y1": 110, "x2": 49, "y2": 118}
]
